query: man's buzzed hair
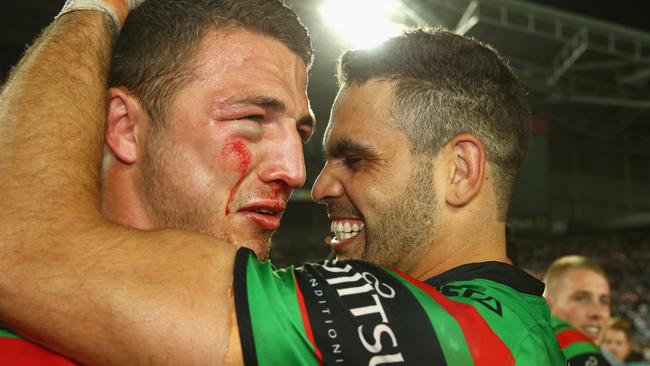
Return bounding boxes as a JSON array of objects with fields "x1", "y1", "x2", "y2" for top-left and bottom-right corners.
[
  {"x1": 109, "y1": 0, "x2": 313, "y2": 127},
  {"x1": 543, "y1": 255, "x2": 607, "y2": 297},
  {"x1": 337, "y1": 27, "x2": 530, "y2": 220}
]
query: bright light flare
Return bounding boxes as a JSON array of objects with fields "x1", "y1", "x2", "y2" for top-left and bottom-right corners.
[{"x1": 320, "y1": 0, "x2": 407, "y2": 49}]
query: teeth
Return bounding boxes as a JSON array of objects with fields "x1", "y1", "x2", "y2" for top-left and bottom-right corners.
[
  {"x1": 256, "y1": 209, "x2": 273, "y2": 215},
  {"x1": 336, "y1": 232, "x2": 359, "y2": 240},
  {"x1": 330, "y1": 220, "x2": 365, "y2": 235}
]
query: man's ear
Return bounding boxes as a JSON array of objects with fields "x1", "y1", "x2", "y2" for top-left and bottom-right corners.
[
  {"x1": 445, "y1": 134, "x2": 485, "y2": 207},
  {"x1": 105, "y1": 87, "x2": 146, "y2": 164},
  {"x1": 544, "y1": 292, "x2": 554, "y2": 311}
]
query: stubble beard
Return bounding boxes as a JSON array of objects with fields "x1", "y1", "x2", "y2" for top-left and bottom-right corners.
[
  {"x1": 364, "y1": 158, "x2": 437, "y2": 271},
  {"x1": 141, "y1": 126, "x2": 234, "y2": 243}
]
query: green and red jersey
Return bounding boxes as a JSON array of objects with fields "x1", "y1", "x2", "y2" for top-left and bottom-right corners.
[
  {"x1": 0, "y1": 327, "x2": 77, "y2": 365},
  {"x1": 551, "y1": 317, "x2": 611, "y2": 366},
  {"x1": 234, "y1": 248, "x2": 566, "y2": 365}
]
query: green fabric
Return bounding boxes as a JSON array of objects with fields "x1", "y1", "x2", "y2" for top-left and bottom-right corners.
[
  {"x1": 245, "y1": 256, "x2": 316, "y2": 365},
  {"x1": 385, "y1": 269, "x2": 475, "y2": 365},
  {"x1": 242, "y1": 254, "x2": 565, "y2": 365},
  {"x1": 550, "y1": 317, "x2": 573, "y2": 333},
  {"x1": 0, "y1": 327, "x2": 21, "y2": 339},
  {"x1": 439, "y1": 278, "x2": 565, "y2": 366},
  {"x1": 562, "y1": 342, "x2": 601, "y2": 360}
]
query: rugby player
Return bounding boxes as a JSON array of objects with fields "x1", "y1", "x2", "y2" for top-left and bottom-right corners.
[
  {"x1": 0, "y1": 0, "x2": 565, "y2": 364},
  {"x1": 544, "y1": 255, "x2": 613, "y2": 365}
]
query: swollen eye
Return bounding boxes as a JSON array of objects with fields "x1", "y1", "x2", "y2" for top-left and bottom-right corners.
[{"x1": 245, "y1": 115, "x2": 264, "y2": 122}]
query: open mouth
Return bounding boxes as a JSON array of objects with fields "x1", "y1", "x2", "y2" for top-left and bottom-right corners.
[
  {"x1": 582, "y1": 326, "x2": 601, "y2": 339},
  {"x1": 330, "y1": 219, "x2": 365, "y2": 245},
  {"x1": 239, "y1": 204, "x2": 285, "y2": 230},
  {"x1": 253, "y1": 209, "x2": 278, "y2": 216}
]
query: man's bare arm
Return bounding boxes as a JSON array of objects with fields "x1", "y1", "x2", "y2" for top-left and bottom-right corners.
[{"x1": 0, "y1": 9, "x2": 235, "y2": 366}]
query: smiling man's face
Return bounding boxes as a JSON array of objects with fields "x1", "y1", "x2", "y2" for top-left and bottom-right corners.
[
  {"x1": 311, "y1": 80, "x2": 439, "y2": 270},
  {"x1": 549, "y1": 268, "x2": 611, "y2": 342}
]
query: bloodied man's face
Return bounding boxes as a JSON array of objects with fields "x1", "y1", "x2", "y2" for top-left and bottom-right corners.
[{"x1": 141, "y1": 29, "x2": 314, "y2": 259}]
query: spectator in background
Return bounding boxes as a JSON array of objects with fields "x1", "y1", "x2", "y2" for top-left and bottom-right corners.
[
  {"x1": 544, "y1": 255, "x2": 613, "y2": 365},
  {"x1": 602, "y1": 317, "x2": 632, "y2": 364}
]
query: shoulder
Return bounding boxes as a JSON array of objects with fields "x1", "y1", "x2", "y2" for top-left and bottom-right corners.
[
  {"x1": 430, "y1": 262, "x2": 564, "y2": 364},
  {"x1": 232, "y1": 253, "x2": 564, "y2": 365}
]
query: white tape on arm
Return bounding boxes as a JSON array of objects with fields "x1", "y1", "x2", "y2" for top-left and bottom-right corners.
[
  {"x1": 128, "y1": 0, "x2": 145, "y2": 9},
  {"x1": 57, "y1": 0, "x2": 122, "y2": 32}
]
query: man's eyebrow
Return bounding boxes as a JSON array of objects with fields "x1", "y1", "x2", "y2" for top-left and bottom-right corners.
[
  {"x1": 227, "y1": 95, "x2": 286, "y2": 112},
  {"x1": 228, "y1": 95, "x2": 315, "y2": 129},
  {"x1": 572, "y1": 290, "x2": 592, "y2": 296},
  {"x1": 323, "y1": 137, "x2": 376, "y2": 158}
]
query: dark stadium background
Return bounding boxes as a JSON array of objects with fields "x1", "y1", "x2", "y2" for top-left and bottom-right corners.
[{"x1": 2, "y1": 0, "x2": 649, "y2": 360}]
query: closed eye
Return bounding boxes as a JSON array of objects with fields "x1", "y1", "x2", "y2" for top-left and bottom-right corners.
[
  {"x1": 343, "y1": 156, "x2": 362, "y2": 167},
  {"x1": 243, "y1": 114, "x2": 264, "y2": 122}
]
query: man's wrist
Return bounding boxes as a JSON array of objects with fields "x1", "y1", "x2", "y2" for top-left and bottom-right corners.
[
  {"x1": 57, "y1": 0, "x2": 123, "y2": 32},
  {"x1": 56, "y1": 0, "x2": 144, "y2": 32}
]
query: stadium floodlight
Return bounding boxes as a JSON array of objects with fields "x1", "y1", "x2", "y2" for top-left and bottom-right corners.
[{"x1": 319, "y1": 0, "x2": 407, "y2": 49}]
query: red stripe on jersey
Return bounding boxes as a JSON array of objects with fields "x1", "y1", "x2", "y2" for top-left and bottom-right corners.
[
  {"x1": 294, "y1": 274, "x2": 323, "y2": 366},
  {"x1": 395, "y1": 269, "x2": 515, "y2": 366},
  {"x1": 556, "y1": 328, "x2": 594, "y2": 349},
  {"x1": 0, "y1": 337, "x2": 77, "y2": 365}
]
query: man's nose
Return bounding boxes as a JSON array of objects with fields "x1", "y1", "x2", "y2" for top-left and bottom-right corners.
[
  {"x1": 311, "y1": 162, "x2": 344, "y2": 204},
  {"x1": 259, "y1": 130, "x2": 306, "y2": 189},
  {"x1": 587, "y1": 303, "x2": 608, "y2": 320}
]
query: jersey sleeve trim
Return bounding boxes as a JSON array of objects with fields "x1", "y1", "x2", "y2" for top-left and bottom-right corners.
[
  {"x1": 0, "y1": 337, "x2": 78, "y2": 366},
  {"x1": 556, "y1": 328, "x2": 597, "y2": 349},
  {"x1": 294, "y1": 273, "x2": 323, "y2": 366},
  {"x1": 395, "y1": 268, "x2": 515, "y2": 366},
  {"x1": 233, "y1": 248, "x2": 259, "y2": 366},
  {"x1": 0, "y1": 328, "x2": 20, "y2": 339}
]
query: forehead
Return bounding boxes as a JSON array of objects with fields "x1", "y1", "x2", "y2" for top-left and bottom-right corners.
[
  {"x1": 189, "y1": 29, "x2": 310, "y2": 114},
  {"x1": 324, "y1": 80, "x2": 402, "y2": 149},
  {"x1": 559, "y1": 268, "x2": 610, "y2": 295},
  {"x1": 606, "y1": 329, "x2": 626, "y2": 339}
]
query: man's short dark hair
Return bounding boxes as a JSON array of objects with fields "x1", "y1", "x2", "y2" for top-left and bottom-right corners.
[
  {"x1": 337, "y1": 27, "x2": 530, "y2": 220},
  {"x1": 109, "y1": 0, "x2": 312, "y2": 126}
]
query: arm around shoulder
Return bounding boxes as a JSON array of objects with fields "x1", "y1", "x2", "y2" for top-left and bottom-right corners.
[{"x1": 0, "y1": 9, "x2": 237, "y2": 366}]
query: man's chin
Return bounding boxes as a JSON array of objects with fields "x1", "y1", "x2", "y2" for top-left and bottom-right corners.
[
  {"x1": 245, "y1": 240, "x2": 271, "y2": 260},
  {"x1": 231, "y1": 233, "x2": 273, "y2": 260}
]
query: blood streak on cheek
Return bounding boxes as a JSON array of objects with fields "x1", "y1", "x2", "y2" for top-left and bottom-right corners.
[{"x1": 222, "y1": 137, "x2": 251, "y2": 215}]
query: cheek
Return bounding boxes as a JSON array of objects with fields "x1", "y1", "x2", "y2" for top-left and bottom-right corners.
[
  {"x1": 555, "y1": 301, "x2": 579, "y2": 320},
  {"x1": 221, "y1": 136, "x2": 251, "y2": 174}
]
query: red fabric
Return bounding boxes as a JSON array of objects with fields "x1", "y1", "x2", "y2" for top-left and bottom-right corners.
[
  {"x1": 294, "y1": 274, "x2": 323, "y2": 366},
  {"x1": 0, "y1": 337, "x2": 77, "y2": 365},
  {"x1": 395, "y1": 269, "x2": 515, "y2": 366},
  {"x1": 556, "y1": 328, "x2": 594, "y2": 349}
]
